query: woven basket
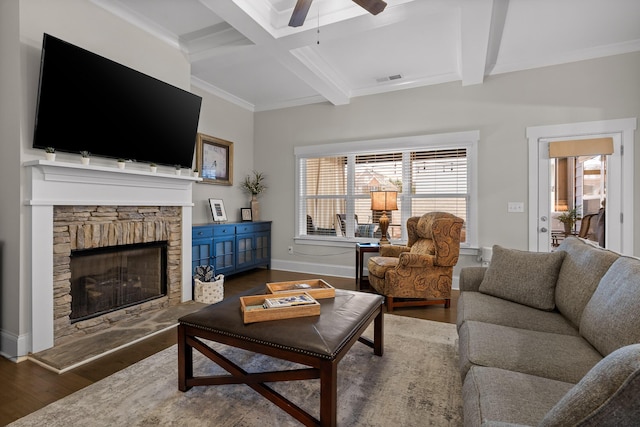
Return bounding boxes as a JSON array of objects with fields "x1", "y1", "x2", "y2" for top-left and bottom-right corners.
[{"x1": 194, "y1": 274, "x2": 224, "y2": 304}]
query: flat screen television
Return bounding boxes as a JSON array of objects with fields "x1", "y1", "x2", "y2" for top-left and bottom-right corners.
[{"x1": 33, "y1": 34, "x2": 202, "y2": 168}]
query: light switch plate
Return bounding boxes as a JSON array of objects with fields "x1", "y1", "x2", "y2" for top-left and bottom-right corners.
[{"x1": 507, "y1": 202, "x2": 525, "y2": 213}]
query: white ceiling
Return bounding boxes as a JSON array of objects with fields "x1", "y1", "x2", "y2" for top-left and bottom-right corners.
[{"x1": 92, "y1": 0, "x2": 640, "y2": 112}]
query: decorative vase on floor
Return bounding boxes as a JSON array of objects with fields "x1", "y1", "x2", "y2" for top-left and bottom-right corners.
[{"x1": 251, "y1": 195, "x2": 260, "y2": 221}]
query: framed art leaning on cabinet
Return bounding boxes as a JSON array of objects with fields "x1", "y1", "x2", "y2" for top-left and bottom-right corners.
[{"x1": 209, "y1": 198, "x2": 227, "y2": 222}]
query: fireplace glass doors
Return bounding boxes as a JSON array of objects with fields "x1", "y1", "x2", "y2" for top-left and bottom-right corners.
[{"x1": 70, "y1": 242, "x2": 168, "y2": 322}]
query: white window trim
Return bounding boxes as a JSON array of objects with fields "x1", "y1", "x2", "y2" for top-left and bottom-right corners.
[{"x1": 294, "y1": 131, "x2": 479, "y2": 249}]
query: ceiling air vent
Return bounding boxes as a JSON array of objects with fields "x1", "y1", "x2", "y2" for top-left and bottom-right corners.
[{"x1": 376, "y1": 74, "x2": 403, "y2": 83}]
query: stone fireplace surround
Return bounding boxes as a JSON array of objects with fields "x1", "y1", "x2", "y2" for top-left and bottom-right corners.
[
  {"x1": 26, "y1": 160, "x2": 197, "y2": 354},
  {"x1": 53, "y1": 205, "x2": 180, "y2": 344}
]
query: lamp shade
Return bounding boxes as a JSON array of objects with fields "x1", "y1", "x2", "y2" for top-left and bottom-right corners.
[{"x1": 371, "y1": 191, "x2": 398, "y2": 211}]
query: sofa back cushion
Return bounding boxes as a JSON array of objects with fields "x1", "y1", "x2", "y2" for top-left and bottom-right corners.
[
  {"x1": 555, "y1": 238, "x2": 619, "y2": 327},
  {"x1": 580, "y1": 257, "x2": 640, "y2": 356},
  {"x1": 540, "y1": 344, "x2": 640, "y2": 426},
  {"x1": 478, "y1": 245, "x2": 565, "y2": 311}
]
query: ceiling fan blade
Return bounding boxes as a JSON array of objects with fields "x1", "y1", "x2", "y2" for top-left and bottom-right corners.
[
  {"x1": 289, "y1": 0, "x2": 314, "y2": 27},
  {"x1": 352, "y1": 0, "x2": 387, "y2": 15}
]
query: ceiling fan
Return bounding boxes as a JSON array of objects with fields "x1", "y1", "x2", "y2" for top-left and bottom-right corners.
[{"x1": 288, "y1": 0, "x2": 387, "y2": 27}]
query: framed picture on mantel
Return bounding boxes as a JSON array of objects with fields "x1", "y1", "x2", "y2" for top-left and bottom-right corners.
[{"x1": 196, "y1": 133, "x2": 233, "y2": 185}]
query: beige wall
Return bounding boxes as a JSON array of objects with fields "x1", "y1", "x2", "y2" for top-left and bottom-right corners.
[
  {"x1": 255, "y1": 52, "x2": 640, "y2": 273},
  {"x1": 191, "y1": 87, "x2": 255, "y2": 225}
]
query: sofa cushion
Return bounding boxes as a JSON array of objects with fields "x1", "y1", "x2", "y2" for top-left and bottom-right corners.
[
  {"x1": 478, "y1": 245, "x2": 566, "y2": 311},
  {"x1": 459, "y1": 321, "x2": 602, "y2": 383},
  {"x1": 463, "y1": 366, "x2": 574, "y2": 427},
  {"x1": 555, "y1": 237, "x2": 619, "y2": 328},
  {"x1": 456, "y1": 291, "x2": 579, "y2": 336},
  {"x1": 540, "y1": 344, "x2": 640, "y2": 426},
  {"x1": 580, "y1": 257, "x2": 640, "y2": 356}
]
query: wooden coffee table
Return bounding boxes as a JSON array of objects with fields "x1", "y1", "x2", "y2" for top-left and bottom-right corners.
[{"x1": 178, "y1": 287, "x2": 384, "y2": 427}]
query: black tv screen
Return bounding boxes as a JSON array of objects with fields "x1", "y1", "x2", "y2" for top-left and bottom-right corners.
[{"x1": 33, "y1": 34, "x2": 202, "y2": 168}]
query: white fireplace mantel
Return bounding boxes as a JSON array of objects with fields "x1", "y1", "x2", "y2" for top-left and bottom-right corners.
[{"x1": 25, "y1": 160, "x2": 199, "y2": 353}]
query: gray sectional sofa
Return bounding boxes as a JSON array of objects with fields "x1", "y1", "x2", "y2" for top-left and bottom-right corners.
[{"x1": 457, "y1": 237, "x2": 640, "y2": 426}]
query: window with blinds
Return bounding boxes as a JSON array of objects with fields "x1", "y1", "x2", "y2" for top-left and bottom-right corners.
[{"x1": 295, "y1": 132, "x2": 477, "y2": 246}]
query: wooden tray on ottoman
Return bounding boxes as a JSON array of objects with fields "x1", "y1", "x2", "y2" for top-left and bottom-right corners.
[
  {"x1": 266, "y1": 279, "x2": 336, "y2": 299},
  {"x1": 240, "y1": 291, "x2": 320, "y2": 324}
]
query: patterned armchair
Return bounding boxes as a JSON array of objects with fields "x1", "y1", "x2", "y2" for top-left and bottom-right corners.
[{"x1": 367, "y1": 212, "x2": 464, "y2": 312}]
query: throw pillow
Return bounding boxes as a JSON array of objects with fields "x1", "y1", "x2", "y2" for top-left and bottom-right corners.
[{"x1": 479, "y1": 245, "x2": 566, "y2": 311}]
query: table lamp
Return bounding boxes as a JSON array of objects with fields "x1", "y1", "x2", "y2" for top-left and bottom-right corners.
[{"x1": 371, "y1": 190, "x2": 398, "y2": 245}]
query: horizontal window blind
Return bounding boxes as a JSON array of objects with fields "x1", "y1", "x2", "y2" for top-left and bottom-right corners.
[
  {"x1": 411, "y1": 148, "x2": 468, "y2": 220},
  {"x1": 296, "y1": 133, "x2": 477, "y2": 245}
]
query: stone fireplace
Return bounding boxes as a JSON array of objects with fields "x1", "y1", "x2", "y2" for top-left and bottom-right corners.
[
  {"x1": 26, "y1": 160, "x2": 197, "y2": 353},
  {"x1": 52, "y1": 205, "x2": 182, "y2": 344}
]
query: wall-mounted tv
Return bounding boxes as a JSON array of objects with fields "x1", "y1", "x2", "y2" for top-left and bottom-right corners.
[{"x1": 33, "y1": 34, "x2": 202, "y2": 168}]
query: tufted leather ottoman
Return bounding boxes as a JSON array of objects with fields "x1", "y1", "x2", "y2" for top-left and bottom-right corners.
[{"x1": 178, "y1": 286, "x2": 384, "y2": 426}]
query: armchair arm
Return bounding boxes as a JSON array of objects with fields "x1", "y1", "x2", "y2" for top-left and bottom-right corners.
[
  {"x1": 397, "y1": 252, "x2": 435, "y2": 268},
  {"x1": 459, "y1": 267, "x2": 487, "y2": 292},
  {"x1": 380, "y1": 245, "x2": 411, "y2": 257}
]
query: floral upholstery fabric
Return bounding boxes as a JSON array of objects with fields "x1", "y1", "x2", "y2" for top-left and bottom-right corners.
[{"x1": 368, "y1": 212, "x2": 464, "y2": 301}]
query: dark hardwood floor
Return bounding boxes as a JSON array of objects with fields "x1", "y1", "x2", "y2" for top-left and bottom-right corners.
[{"x1": 0, "y1": 269, "x2": 458, "y2": 425}]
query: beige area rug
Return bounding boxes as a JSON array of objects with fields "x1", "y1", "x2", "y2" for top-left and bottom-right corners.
[{"x1": 10, "y1": 315, "x2": 462, "y2": 426}]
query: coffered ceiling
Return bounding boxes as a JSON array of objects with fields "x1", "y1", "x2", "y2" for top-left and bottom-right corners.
[{"x1": 93, "y1": 0, "x2": 640, "y2": 111}]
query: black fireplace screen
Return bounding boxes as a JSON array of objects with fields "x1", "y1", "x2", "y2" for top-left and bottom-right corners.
[{"x1": 70, "y1": 242, "x2": 167, "y2": 322}]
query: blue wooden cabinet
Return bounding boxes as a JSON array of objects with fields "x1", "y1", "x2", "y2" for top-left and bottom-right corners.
[{"x1": 191, "y1": 221, "x2": 271, "y2": 278}]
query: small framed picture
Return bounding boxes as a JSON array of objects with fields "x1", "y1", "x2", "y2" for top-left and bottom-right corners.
[
  {"x1": 241, "y1": 208, "x2": 252, "y2": 222},
  {"x1": 209, "y1": 198, "x2": 227, "y2": 222},
  {"x1": 196, "y1": 133, "x2": 233, "y2": 186}
]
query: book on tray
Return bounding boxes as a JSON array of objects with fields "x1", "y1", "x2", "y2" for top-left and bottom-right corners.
[{"x1": 263, "y1": 293, "x2": 317, "y2": 309}]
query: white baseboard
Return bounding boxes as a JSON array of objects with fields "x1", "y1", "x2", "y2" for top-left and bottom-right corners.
[
  {"x1": 1, "y1": 328, "x2": 29, "y2": 360},
  {"x1": 271, "y1": 259, "x2": 354, "y2": 279}
]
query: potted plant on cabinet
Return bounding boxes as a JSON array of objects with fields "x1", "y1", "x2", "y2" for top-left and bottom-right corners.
[
  {"x1": 117, "y1": 159, "x2": 126, "y2": 169},
  {"x1": 174, "y1": 165, "x2": 182, "y2": 175},
  {"x1": 241, "y1": 170, "x2": 267, "y2": 221},
  {"x1": 149, "y1": 163, "x2": 157, "y2": 173}
]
